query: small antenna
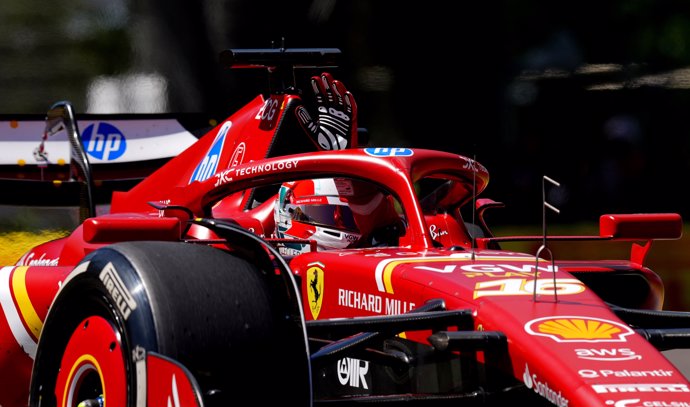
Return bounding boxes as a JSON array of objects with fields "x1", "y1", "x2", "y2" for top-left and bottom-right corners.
[
  {"x1": 471, "y1": 154, "x2": 477, "y2": 261},
  {"x1": 533, "y1": 175, "x2": 560, "y2": 302}
]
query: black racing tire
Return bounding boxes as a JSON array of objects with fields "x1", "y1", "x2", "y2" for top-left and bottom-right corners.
[{"x1": 29, "y1": 241, "x2": 311, "y2": 407}]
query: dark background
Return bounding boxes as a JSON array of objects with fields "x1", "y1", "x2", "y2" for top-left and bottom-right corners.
[{"x1": 2, "y1": 0, "x2": 690, "y2": 226}]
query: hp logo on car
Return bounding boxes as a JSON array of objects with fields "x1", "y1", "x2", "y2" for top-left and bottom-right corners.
[
  {"x1": 82, "y1": 122, "x2": 127, "y2": 161},
  {"x1": 364, "y1": 147, "x2": 413, "y2": 157},
  {"x1": 189, "y1": 121, "x2": 231, "y2": 184}
]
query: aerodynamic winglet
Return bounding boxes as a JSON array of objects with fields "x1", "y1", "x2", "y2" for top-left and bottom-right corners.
[{"x1": 218, "y1": 47, "x2": 341, "y2": 70}]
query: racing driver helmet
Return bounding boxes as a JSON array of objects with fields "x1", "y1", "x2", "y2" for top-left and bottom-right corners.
[{"x1": 274, "y1": 178, "x2": 364, "y2": 254}]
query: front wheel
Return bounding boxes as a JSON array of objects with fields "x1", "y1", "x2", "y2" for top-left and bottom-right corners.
[
  {"x1": 54, "y1": 316, "x2": 126, "y2": 407},
  {"x1": 30, "y1": 241, "x2": 311, "y2": 407}
]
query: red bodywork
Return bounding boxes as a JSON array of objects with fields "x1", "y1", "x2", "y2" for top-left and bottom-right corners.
[{"x1": 0, "y1": 68, "x2": 687, "y2": 407}]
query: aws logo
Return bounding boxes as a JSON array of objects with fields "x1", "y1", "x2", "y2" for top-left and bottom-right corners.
[
  {"x1": 307, "y1": 262, "x2": 324, "y2": 320},
  {"x1": 525, "y1": 316, "x2": 635, "y2": 343},
  {"x1": 82, "y1": 122, "x2": 127, "y2": 161},
  {"x1": 189, "y1": 121, "x2": 232, "y2": 184}
]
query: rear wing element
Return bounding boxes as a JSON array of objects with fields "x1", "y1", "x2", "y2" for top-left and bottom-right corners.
[
  {"x1": 0, "y1": 108, "x2": 214, "y2": 207},
  {"x1": 599, "y1": 213, "x2": 682, "y2": 240},
  {"x1": 481, "y1": 213, "x2": 683, "y2": 243},
  {"x1": 476, "y1": 212, "x2": 683, "y2": 266},
  {"x1": 218, "y1": 47, "x2": 341, "y2": 70},
  {"x1": 218, "y1": 47, "x2": 342, "y2": 91}
]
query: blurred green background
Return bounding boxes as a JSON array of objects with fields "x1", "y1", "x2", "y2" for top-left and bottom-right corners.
[{"x1": 1, "y1": 0, "x2": 689, "y2": 308}]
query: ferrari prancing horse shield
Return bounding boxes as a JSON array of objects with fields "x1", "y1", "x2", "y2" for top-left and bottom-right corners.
[{"x1": 307, "y1": 262, "x2": 324, "y2": 320}]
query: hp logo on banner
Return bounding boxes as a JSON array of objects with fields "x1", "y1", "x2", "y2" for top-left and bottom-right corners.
[{"x1": 82, "y1": 122, "x2": 127, "y2": 161}]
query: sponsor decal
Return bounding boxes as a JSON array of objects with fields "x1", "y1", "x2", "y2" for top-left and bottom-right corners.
[
  {"x1": 82, "y1": 122, "x2": 127, "y2": 161},
  {"x1": 213, "y1": 159, "x2": 300, "y2": 187},
  {"x1": 575, "y1": 348, "x2": 642, "y2": 361},
  {"x1": 277, "y1": 244, "x2": 308, "y2": 257},
  {"x1": 374, "y1": 253, "x2": 470, "y2": 293},
  {"x1": 339, "y1": 289, "x2": 381, "y2": 313},
  {"x1": 307, "y1": 262, "x2": 324, "y2": 320},
  {"x1": 462, "y1": 157, "x2": 487, "y2": 173},
  {"x1": 609, "y1": 400, "x2": 641, "y2": 407},
  {"x1": 429, "y1": 224, "x2": 449, "y2": 240},
  {"x1": 22, "y1": 252, "x2": 59, "y2": 266},
  {"x1": 525, "y1": 316, "x2": 634, "y2": 343},
  {"x1": 338, "y1": 357, "x2": 370, "y2": 389},
  {"x1": 374, "y1": 253, "x2": 554, "y2": 294},
  {"x1": 157, "y1": 199, "x2": 171, "y2": 218},
  {"x1": 523, "y1": 364, "x2": 569, "y2": 407},
  {"x1": 214, "y1": 169, "x2": 233, "y2": 187},
  {"x1": 256, "y1": 96, "x2": 282, "y2": 129},
  {"x1": 579, "y1": 369, "x2": 674, "y2": 378},
  {"x1": 338, "y1": 289, "x2": 415, "y2": 315},
  {"x1": 99, "y1": 262, "x2": 137, "y2": 319},
  {"x1": 593, "y1": 384, "x2": 690, "y2": 393},
  {"x1": 606, "y1": 399, "x2": 690, "y2": 407},
  {"x1": 461, "y1": 263, "x2": 560, "y2": 279},
  {"x1": 466, "y1": 271, "x2": 540, "y2": 278},
  {"x1": 189, "y1": 121, "x2": 231, "y2": 184},
  {"x1": 364, "y1": 147, "x2": 413, "y2": 157},
  {"x1": 460, "y1": 263, "x2": 557, "y2": 273},
  {"x1": 474, "y1": 278, "x2": 585, "y2": 298},
  {"x1": 385, "y1": 297, "x2": 416, "y2": 314},
  {"x1": 229, "y1": 142, "x2": 245, "y2": 167},
  {"x1": 232, "y1": 159, "x2": 299, "y2": 177}
]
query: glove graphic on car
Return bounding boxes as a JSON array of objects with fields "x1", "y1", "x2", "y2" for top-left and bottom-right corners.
[{"x1": 295, "y1": 72, "x2": 358, "y2": 150}]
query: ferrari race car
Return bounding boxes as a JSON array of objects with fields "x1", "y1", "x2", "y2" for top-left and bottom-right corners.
[{"x1": 1, "y1": 47, "x2": 690, "y2": 407}]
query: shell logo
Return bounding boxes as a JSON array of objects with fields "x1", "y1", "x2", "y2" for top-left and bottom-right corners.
[{"x1": 524, "y1": 316, "x2": 635, "y2": 343}]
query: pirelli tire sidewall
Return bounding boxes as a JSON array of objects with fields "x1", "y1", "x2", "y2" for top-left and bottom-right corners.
[
  {"x1": 79, "y1": 242, "x2": 159, "y2": 352},
  {"x1": 29, "y1": 244, "x2": 160, "y2": 407},
  {"x1": 31, "y1": 240, "x2": 311, "y2": 407}
]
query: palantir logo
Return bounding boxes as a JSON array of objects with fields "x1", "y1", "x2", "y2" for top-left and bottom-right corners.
[
  {"x1": 82, "y1": 122, "x2": 127, "y2": 161},
  {"x1": 189, "y1": 121, "x2": 232, "y2": 184}
]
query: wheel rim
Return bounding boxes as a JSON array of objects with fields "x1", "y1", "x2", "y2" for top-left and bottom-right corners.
[{"x1": 55, "y1": 316, "x2": 127, "y2": 407}]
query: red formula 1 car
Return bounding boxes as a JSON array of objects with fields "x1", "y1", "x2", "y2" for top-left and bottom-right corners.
[{"x1": 1, "y1": 48, "x2": 689, "y2": 407}]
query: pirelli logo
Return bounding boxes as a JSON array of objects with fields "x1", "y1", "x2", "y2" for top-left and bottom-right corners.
[
  {"x1": 99, "y1": 262, "x2": 137, "y2": 319},
  {"x1": 592, "y1": 383, "x2": 690, "y2": 393}
]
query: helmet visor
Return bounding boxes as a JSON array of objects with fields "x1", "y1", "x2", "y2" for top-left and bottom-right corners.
[{"x1": 288, "y1": 203, "x2": 358, "y2": 232}]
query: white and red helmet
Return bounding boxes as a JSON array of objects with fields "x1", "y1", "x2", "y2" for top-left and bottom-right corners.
[{"x1": 274, "y1": 178, "x2": 363, "y2": 253}]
